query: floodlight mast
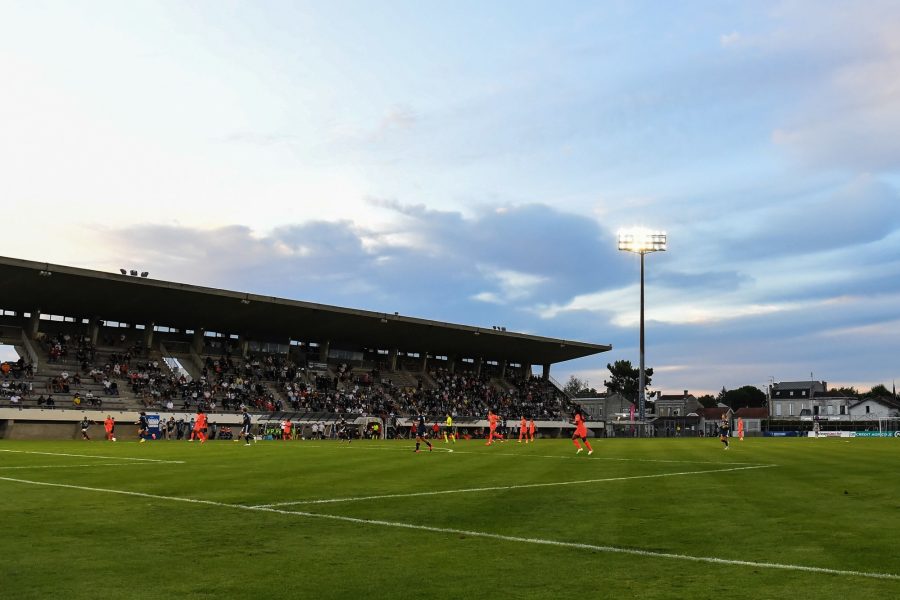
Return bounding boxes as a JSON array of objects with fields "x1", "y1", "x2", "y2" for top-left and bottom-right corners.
[{"x1": 617, "y1": 229, "x2": 667, "y2": 433}]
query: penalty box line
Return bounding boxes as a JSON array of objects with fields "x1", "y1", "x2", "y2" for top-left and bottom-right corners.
[
  {"x1": 0, "y1": 475, "x2": 898, "y2": 583},
  {"x1": 253, "y1": 465, "x2": 776, "y2": 508},
  {"x1": 0, "y1": 449, "x2": 184, "y2": 464}
]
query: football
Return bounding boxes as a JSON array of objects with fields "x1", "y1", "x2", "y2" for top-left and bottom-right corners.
[
  {"x1": 111, "y1": 437, "x2": 116, "y2": 441},
  {"x1": 151, "y1": 434, "x2": 157, "y2": 439}
]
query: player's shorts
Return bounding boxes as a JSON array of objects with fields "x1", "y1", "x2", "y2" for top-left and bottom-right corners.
[
  {"x1": 574, "y1": 427, "x2": 587, "y2": 438},
  {"x1": 241, "y1": 425, "x2": 251, "y2": 435}
]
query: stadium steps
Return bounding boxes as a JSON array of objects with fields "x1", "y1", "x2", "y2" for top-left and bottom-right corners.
[{"x1": 382, "y1": 370, "x2": 419, "y2": 390}]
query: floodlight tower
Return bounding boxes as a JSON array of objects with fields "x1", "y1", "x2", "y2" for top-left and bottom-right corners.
[{"x1": 617, "y1": 228, "x2": 667, "y2": 431}]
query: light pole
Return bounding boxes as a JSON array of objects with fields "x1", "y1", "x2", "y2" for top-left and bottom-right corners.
[{"x1": 618, "y1": 228, "x2": 667, "y2": 433}]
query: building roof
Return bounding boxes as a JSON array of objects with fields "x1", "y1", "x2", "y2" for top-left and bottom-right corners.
[
  {"x1": 0, "y1": 255, "x2": 610, "y2": 365},
  {"x1": 849, "y1": 397, "x2": 900, "y2": 410},
  {"x1": 735, "y1": 407, "x2": 769, "y2": 419},
  {"x1": 657, "y1": 393, "x2": 696, "y2": 402},
  {"x1": 774, "y1": 381, "x2": 827, "y2": 392},
  {"x1": 697, "y1": 407, "x2": 731, "y2": 419}
]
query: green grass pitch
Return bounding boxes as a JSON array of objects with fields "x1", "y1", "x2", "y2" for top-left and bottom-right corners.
[{"x1": 1, "y1": 436, "x2": 899, "y2": 599}]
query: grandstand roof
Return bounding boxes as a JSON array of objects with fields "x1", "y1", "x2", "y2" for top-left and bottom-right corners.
[{"x1": 0, "y1": 256, "x2": 611, "y2": 365}]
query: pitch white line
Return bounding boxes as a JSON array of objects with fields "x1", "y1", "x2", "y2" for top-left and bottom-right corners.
[
  {"x1": 0, "y1": 475, "x2": 897, "y2": 582},
  {"x1": 253, "y1": 465, "x2": 776, "y2": 508},
  {"x1": 298, "y1": 443, "x2": 764, "y2": 465},
  {"x1": 0, "y1": 449, "x2": 184, "y2": 464},
  {"x1": 0, "y1": 463, "x2": 158, "y2": 470}
]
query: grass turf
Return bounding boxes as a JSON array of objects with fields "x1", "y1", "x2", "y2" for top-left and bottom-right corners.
[{"x1": 1, "y1": 436, "x2": 899, "y2": 599}]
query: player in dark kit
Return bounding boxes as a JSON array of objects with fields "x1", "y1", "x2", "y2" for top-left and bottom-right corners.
[
  {"x1": 239, "y1": 408, "x2": 254, "y2": 445},
  {"x1": 338, "y1": 417, "x2": 351, "y2": 443},
  {"x1": 413, "y1": 413, "x2": 433, "y2": 453},
  {"x1": 80, "y1": 417, "x2": 93, "y2": 440},
  {"x1": 137, "y1": 412, "x2": 149, "y2": 443},
  {"x1": 719, "y1": 416, "x2": 730, "y2": 450}
]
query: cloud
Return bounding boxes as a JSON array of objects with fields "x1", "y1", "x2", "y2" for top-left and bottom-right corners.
[
  {"x1": 99, "y1": 203, "x2": 628, "y2": 323},
  {"x1": 709, "y1": 175, "x2": 900, "y2": 260}
]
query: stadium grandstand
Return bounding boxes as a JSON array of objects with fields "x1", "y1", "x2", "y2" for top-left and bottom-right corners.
[{"x1": 0, "y1": 255, "x2": 611, "y2": 440}]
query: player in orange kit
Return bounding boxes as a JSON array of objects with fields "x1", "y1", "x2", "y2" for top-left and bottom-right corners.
[
  {"x1": 529, "y1": 417, "x2": 536, "y2": 443},
  {"x1": 104, "y1": 415, "x2": 115, "y2": 441},
  {"x1": 190, "y1": 409, "x2": 208, "y2": 443},
  {"x1": 572, "y1": 408, "x2": 593, "y2": 455},
  {"x1": 518, "y1": 415, "x2": 527, "y2": 443},
  {"x1": 737, "y1": 417, "x2": 744, "y2": 441},
  {"x1": 485, "y1": 410, "x2": 505, "y2": 445}
]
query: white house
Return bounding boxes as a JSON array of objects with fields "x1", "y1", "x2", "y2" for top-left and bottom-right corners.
[{"x1": 848, "y1": 397, "x2": 900, "y2": 419}]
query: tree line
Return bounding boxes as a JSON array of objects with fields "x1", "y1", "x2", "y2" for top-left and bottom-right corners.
[{"x1": 563, "y1": 360, "x2": 896, "y2": 411}]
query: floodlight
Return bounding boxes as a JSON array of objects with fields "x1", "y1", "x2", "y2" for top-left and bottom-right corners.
[
  {"x1": 617, "y1": 229, "x2": 667, "y2": 253},
  {"x1": 120, "y1": 268, "x2": 127, "y2": 275},
  {"x1": 140, "y1": 272, "x2": 149, "y2": 278},
  {"x1": 130, "y1": 270, "x2": 138, "y2": 276},
  {"x1": 617, "y1": 227, "x2": 668, "y2": 430}
]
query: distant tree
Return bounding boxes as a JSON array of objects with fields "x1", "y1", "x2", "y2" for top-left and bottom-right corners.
[
  {"x1": 718, "y1": 386, "x2": 767, "y2": 410},
  {"x1": 603, "y1": 360, "x2": 653, "y2": 402},
  {"x1": 830, "y1": 386, "x2": 858, "y2": 397},
  {"x1": 863, "y1": 384, "x2": 891, "y2": 398},
  {"x1": 564, "y1": 375, "x2": 598, "y2": 398},
  {"x1": 696, "y1": 394, "x2": 717, "y2": 408}
]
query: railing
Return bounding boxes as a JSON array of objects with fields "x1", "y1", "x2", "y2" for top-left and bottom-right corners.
[
  {"x1": 19, "y1": 328, "x2": 39, "y2": 370},
  {"x1": 547, "y1": 374, "x2": 573, "y2": 399}
]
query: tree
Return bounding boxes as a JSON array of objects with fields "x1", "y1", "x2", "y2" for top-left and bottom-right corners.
[
  {"x1": 831, "y1": 386, "x2": 858, "y2": 397},
  {"x1": 696, "y1": 394, "x2": 717, "y2": 408},
  {"x1": 564, "y1": 375, "x2": 598, "y2": 398},
  {"x1": 718, "y1": 385, "x2": 767, "y2": 410},
  {"x1": 603, "y1": 360, "x2": 653, "y2": 402},
  {"x1": 863, "y1": 384, "x2": 891, "y2": 398}
]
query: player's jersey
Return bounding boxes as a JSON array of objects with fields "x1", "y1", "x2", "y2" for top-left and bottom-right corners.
[
  {"x1": 138, "y1": 416, "x2": 148, "y2": 430},
  {"x1": 416, "y1": 415, "x2": 427, "y2": 436},
  {"x1": 488, "y1": 413, "x2": 499, "y2": 429},
  {"x1": 520, "y1": 418, "x2": 527, "y2": 429},
  {"x1": 574, "y1": 413, "x2": 587, "y2": 436},
  {"x1": 529, "y1": 420, "x2": 536, "y2": 433},
  {"x1": 241, "y1": 412, "x2": 252, "y2": 432},
  {"x1": 719, "y1": 422, "x2": 729, "y2": 437},
  {"x1": 80, "y1": 419, "x2": 90, "y2": 430},
  {"x1": 446, "y1": 415, "x2": 453, "y2": 428},
  {"x1": 195, "y1": 413, "x2": 207, "y2": 429},
  {"x1": 104, "y1": 418, "x2": 114, "y2": 431}
]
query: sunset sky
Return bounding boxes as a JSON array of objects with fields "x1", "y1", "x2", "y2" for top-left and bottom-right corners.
[{"x1": 3, "y1": 1, "x2": 900, "y2": 394}]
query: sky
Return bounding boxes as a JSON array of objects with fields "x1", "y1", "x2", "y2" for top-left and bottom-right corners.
[{"x1": 2, "y1": 0, "x2": 900, "y2": 395}]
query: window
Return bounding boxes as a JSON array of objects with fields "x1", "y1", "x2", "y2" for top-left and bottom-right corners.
[
  {"x1": 828, "y1": 405, "x2": 834, "y2": 415},
  {"x1": 789, "y1": 403, "x2": 794, "y2": 416},
  {"x1": 866, "y1": 405, "x2": 871, "y2": 414},
  {"x1": 789, "y1": 391, "x2": 794, "y2": 397},
  {"x1": 775, "y1": 404, "x2": 782, "y2": 417},
  {"x1": 840, "y1": 405, "x2": 846, "y2": 415}
]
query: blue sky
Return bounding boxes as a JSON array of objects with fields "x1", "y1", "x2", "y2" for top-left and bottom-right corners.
[{"x1": 2, "y1": 1, "x2": 900, "y2": 394}]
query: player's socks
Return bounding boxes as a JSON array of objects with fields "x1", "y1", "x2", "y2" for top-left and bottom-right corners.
[{"x1": 585, "y1": 442, "x2": 593, "y2": 453}]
